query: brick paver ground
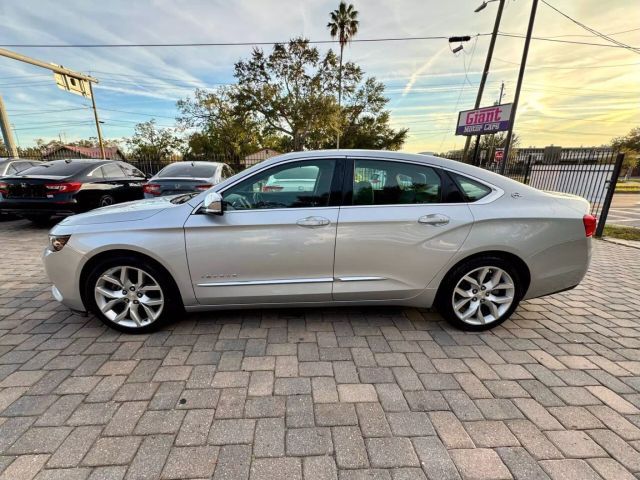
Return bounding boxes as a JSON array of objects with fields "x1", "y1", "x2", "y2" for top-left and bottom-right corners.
[{"x1": 0, "y1": 218, "x2": 639, "y2": 480}]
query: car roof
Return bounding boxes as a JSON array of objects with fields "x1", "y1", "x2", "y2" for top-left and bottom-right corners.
[
  {"x1": 163, "y1": 161, "x2": 226, "y2": 167},
  {"x1": 44, "y1": 159, "x2": 115, "y2": 165}
]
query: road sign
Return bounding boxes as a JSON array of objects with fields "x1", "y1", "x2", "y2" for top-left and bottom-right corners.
[
  {"x1": 456, "y1": 103, "x2": 513, "y2": 136},
  {"x1": 495, "y1": 148, "x2": 504, "y2": 162},
  {"x1": 53, "y1": 69, "x2": 92, "y2": 99}
]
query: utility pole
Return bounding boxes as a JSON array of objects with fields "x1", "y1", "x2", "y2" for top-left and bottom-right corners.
[
  {"x1": 88, "y1": 83, "x2": 105, "y2": 158},
  {"x1": 0, "y1": 95, "x2": 18, "y2": 157},
  {"x1": 500, "y1": 0, "x2": 539, "y2": 174},
  {"x1": 464, "y1": 0, "x2": 505, "y2": 164},
  {"x1": 0, "y1": 47, "x2": 105, "y2": 158}
]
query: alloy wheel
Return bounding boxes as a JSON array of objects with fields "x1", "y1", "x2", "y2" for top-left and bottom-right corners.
[
  {"x1": 451, "y1": 266, "x2": 515, "y2": 326},
  {"x1": 94, "y1": 266, "x2": 164, "y2": 328},
  {"x1": 100, "y1": 196, "x2": 114, "y2": 207}
]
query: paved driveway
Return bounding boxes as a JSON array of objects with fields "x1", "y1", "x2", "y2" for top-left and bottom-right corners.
[
  {"x1": 608, "y1": 194, "x2": 640, "y2": 228},
  {"x1": 0, "y1": 219, "x2": 639, "y2": 480}
]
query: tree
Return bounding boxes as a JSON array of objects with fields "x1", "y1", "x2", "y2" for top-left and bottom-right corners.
[
  {"x1": 177, "y1": 38, "x2": 405, "y2": 154},
  {"x1": 327, "y1": 1, "x2": 359, "y2": 148},
  {"x1": 611, "y1": 127, "x2": 640, "y2": 181},
  {"x1": 178, "y1": 88, "x2": 263, "y2": 160},
  {"x1": 125, "y1": 120, "x2": 182, "y2": 162}
]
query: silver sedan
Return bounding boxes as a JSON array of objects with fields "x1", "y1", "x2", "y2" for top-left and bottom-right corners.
[{"x1": 43, "y1": 150, "x2": 594, "y2": 333}]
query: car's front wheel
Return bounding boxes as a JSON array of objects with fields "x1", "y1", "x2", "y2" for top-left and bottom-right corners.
[
  {"x1": 437, "y1": 256, "x2": 523, "y2": 331},
  {"x1": 85, "y1": 255, "x2": 182, "y2": 333}
]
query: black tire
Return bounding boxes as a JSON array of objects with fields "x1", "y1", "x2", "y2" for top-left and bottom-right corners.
[
  {"x1": 84, "y1": 254, "x2": 183, "y2": 334},
  {"x1": 24, "y1": 214, "x2": 52, "y2": 226},
  {"x1": 98, "y1": 194, "x2": 115, "y2": 208},
  {"x1": 436, "y1": 255, "x2": 524, "y2": 331}
]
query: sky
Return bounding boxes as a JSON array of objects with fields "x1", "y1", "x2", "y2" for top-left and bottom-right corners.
[{"x1": 0, "y1": 0, "x2": 638, "y2": 153}]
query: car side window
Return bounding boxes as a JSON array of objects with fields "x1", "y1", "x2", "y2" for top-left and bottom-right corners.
[
  {"x1": 353, "y1": 160, "x2": 442, "y2": 205},
  {"x1": 223, "y1": 160, "x2": 336, "y2": 210},
  {"x1": 101, "y1": 163, "x2": 126, "y2": 179},
  {"x1": 451, "y1": 173, "x2": 492, "y2": 202},
  {"x1": 6, "y1": 163, "x2": 17, "y2": 175}
]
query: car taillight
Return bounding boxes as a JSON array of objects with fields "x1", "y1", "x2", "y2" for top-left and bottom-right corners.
[
  {"x1": 0, "y1": 182, "x2": 7, "y2": 195},
  {"x1": 45, "y1": 182, "x2": 82, "y2": 193},
  {"x1": 262, "y1": 185, "x2": 283, "y2": 192},
  {"x1": 143, "y1": 183, "x2": 161, "y2": 195},
  {"x1": 195, "y1": 184, "x2": 213, "y2": 191},
  {"x1": 583, "y1": 214, "x2": 597, "y2": 237}
]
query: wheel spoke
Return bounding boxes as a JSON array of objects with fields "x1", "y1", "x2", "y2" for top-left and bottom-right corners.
[
  {"x1": 140, "y1": 297, "x2": 162, "y2": 307},
  {"x1": 129, "y1": 303, "x2": 143, "y2": 327},
  {"x1": 487, "y1": 294, "x2": 512, "y2": 304},
  {"x1": 100, "y1": 274, "x2": 122, "y2": 288},
  {"x1": 96, "y1": 286, "x2": 122, "y2": 299},
  {"x1": 454, "y1": 297, "x2": 472, "y2": 310},
  {"x1": 114, "y1": 304, "x2": 131, "y2": 321},
  {"x1": 100, "y1": 298, "x2": 123, "y2": 313},
  {"x1": 462, "y1": 275, "x2": 480, "y2": 289},
  {"x1": 493, "y1": 282, "x2": 514, "y2": 290},
  {"x1": 140, "y1": 303, "x2": 156, "y2": 320},
  {"x1": 489, "y1": 269, "x2": 502, "y2": 288},
  {"x1": 454, "y1": 287, "x2": 472, "y2": 298},
  {"x1": 476, "y1": 306, "x2": 486, "y2": 324},
  {"x1": 119, "y1": 267, "x2": 128, "y2": 286},
  {"x1": 486, "y1": 300, "x2": 500, "y2": 319},
  {"x1": 139, "y1": 285, "x2": 161, "y2": 292},
  {"x1": 461, "y1": 302, "x2": 479, "y2": 320},
  {"x1": 478, "y1": 267, "x2": 491, "y2": 285},
  {"x1": 135, "y1": 269, "x2": 144, "y2": 288}
]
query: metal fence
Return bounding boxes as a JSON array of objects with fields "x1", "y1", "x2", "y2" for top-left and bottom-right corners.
[{"x1": 443, "y1": 147, "x2": 625, "y2": 237}]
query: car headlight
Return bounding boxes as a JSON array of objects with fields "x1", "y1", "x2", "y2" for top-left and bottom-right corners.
[{"x1": 49, "y1": 235, "x2": 71, "y2": 252}]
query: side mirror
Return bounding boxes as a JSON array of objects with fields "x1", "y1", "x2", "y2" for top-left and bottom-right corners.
[{"x1": 203, "y1": 191, "x2": 224, "y2": 215}]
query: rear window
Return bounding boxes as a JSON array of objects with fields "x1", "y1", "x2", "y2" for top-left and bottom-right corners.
[
  {"x1": 19, "y1": 161, "x2": 90, "y2": 176},
  {"x1": 157, "y1": 163, "x2": 217, "y2": 178},
  {"x1": 452, "y1": 173, "x2": 492, "y2": 201}
]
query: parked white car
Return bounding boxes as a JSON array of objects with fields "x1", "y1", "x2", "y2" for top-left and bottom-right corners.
[{"x1": 43, "y1": 150, "x2": 594, "y2": 334}]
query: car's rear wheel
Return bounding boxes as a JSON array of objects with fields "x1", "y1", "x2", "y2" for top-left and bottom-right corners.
[
  {"x1": 437, "y1": 256, "x2": 523, "y2": 331},
  {"x1": 98, "y1": 194, "x2": 115, "y2": 208},
  {"x1": 85, "y1": 255, "x2": 182, "y2": 333}
]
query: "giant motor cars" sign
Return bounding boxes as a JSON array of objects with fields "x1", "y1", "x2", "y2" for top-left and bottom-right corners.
[{"x1": 456, "y1": 103, "x2": 513, "y2": 136}]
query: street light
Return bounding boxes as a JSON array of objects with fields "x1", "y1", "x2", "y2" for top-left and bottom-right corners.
[{"x1": 474, "y1": 0, "x2": 499, "y2": 13}]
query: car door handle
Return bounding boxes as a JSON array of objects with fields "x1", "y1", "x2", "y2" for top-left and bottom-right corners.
[
  {"x1": 296, "y1": 216, "x2": 331, "y2": 227},
  {"x1": 418, "y1": 214, "x2": 450, "y2": 226}
]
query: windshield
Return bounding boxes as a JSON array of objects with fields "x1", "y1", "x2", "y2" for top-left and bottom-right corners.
[
  {"x1": 19, "y1": 161, "x2": 90, "y2": 177},
  {"x1": 157, "y1": 163, "x2": 217, "y2": 178}
]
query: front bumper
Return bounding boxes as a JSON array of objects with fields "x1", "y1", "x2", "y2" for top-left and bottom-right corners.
[{"x1": 43, "y1": 245, "x2": 86, "y2": 312}]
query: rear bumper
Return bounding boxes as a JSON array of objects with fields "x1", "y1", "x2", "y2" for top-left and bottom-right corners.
[{"x1": 0, "y1": 198, "x2": 80, "y2": 217}]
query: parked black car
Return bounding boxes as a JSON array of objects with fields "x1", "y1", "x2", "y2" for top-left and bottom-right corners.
[{"x1": 0, "y1": 159, "x2": 147, "y2": 224}]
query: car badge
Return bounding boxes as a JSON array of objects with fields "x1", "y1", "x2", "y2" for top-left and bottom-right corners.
[{"x1": 21, "y1": 183, "x2": 27, "y2": 188}]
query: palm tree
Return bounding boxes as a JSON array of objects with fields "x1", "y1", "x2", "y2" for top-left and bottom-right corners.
[{"x1": 328, "y1": 1, "x2": 359, "y2": 148}]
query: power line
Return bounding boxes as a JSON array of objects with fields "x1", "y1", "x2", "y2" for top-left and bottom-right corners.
[
  {"x1": 540, "y1": 0, "x2": 640, "y2": 54},
  {"x1": 497, "y1": 32, "x2": 640, "y2": 50},
  {"x1": 0, "y1": 34, "x2": 491, "y2": 49},
  {"x1": 0, "y1": 32, "x2": 635, "y2": 50}
]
